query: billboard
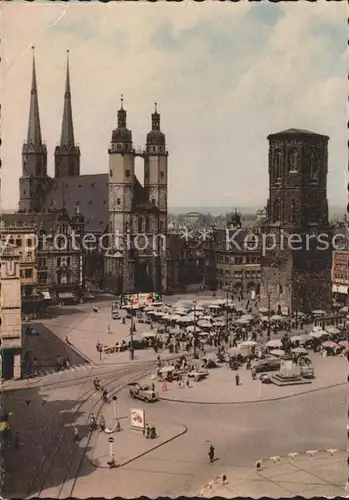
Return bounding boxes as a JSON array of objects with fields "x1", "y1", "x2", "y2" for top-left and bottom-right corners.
[
  {"x1": 130, "y1": 408, "x2": 145, "y2": 429},
  {"x1": 120, "y1": 293, "x2": 162, "y2": 309},
  {"x1": 332, "y1": 251, "x2": 349, "y2": 286}
]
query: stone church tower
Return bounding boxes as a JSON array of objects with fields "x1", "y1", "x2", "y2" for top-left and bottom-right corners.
[
  {"x1": 105, "y1": 99, "x2": 168, "y2": 294},
  {"x1": 260, "y1": 128, "x2": 332, "y2": 314},
  {"x1": 54, "y1": 51, "x2": 80, "y2": 177},
  {"x1": 19, "y1": 47, "x2": 50, "y2": 212}
]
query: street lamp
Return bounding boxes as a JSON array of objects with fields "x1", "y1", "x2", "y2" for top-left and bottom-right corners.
[
  {"x1": 112, "y1": 395, "x2": 117, "y2": 420},
  {"x1": 130, "y1": 308, "x2": 135, "y2": 360},
  {"x1": 193, "y1": 300, "x2": 198, "y2": 359}
]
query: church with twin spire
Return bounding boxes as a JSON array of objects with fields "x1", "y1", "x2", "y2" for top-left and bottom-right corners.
[{"x1": 17, "y1": 47, "x2": 170, "y2": 294}]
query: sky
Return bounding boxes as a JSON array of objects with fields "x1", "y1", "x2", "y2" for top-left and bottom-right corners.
[{"x1": 1, "y1": 1, "x2": 347, "y2": 212}]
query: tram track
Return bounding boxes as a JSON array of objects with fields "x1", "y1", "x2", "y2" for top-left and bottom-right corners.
[{"x1": 26, "y1": 364, "x2": 151, "y2": 498}]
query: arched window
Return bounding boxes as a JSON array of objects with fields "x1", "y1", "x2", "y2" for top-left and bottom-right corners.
[
  {"x1": 273, "y1": 199, "x2": 281, "y2": 222},
  {"x1": 310, "y1": 152, "x2": 319, "y2": 181},
  {"x1": 138, "y1": 216, "x2": 143, "y2": 233},
  {"x1": 288, "y1": 149, "x2": 299, "y2": 172},
  {"x1": 273, "y1": 150, "x2": 283, "y2": 180},
  {"x1": 291, "y1": 199, "x2": 296, "y2": 223}
]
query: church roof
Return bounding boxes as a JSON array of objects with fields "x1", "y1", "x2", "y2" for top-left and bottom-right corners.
[
  {"x1": 43, "y1": 173, "x2": 109, "y2": 234},
  {"x1": 133, "y1": 176, "x2": 159, "y2": 212},
  {"x1": 2, "y1": 212, "x2": 60, "y2": 233},
  {"x1": 268, "y1": 128, "x2": 329, "y2": 139}
]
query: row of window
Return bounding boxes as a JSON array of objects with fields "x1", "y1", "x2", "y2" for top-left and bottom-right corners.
[
  {"x1": 217, "y1": 255, "x2": 260, "y2": 264},
  {"x1": 7, "y1": 237, "x2": 34, "y2": 247},
  {"x1": 272, "y1": 149, "x2": 320, "y2": 181},
  {"x1": 271, "y1": 200, "x2": 324, "y2": 223},
  {"x1": 217, "y1": 269, "x2": 261, "y2": 278},
  {"x1": 109, "y1": 169, "x2": 165, "y2": 179},
  {"x1": 20, "y1": 268, "x2": 33, "y2": 279}
]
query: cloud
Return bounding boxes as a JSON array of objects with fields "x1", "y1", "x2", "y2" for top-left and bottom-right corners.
[{"x1": 1, "y1": 1, "x2": 347, "y2": 213}]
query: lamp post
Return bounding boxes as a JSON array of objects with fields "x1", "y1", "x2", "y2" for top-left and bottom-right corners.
[
  {"x1": 112, "y1": 395, "x2": 117, "y2": 420},
  {"x1": 267, "y1": 290, "x2": 271, "y2": 341},
  {"x1": 193, "y1": 300, "x2": 198, "y2": 359},
  {"x1": 130, "y1": 309, "x2": 135, "y2": 360}
]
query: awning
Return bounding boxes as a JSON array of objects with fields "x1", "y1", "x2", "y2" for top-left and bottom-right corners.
[
  {"x1": 58, "y1": 292, "x2": 74, "y2": 299},
  {"x1": 42, "y1": 291, "x2": 51, "y2": 300},
  {"x1": 332, "y1": 284, "x2": 348, "y2": 294}
]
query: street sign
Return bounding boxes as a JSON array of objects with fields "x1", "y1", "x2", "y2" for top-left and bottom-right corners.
[{"x1": 108, "y1": 437, "x2": 114, "y2": 443}]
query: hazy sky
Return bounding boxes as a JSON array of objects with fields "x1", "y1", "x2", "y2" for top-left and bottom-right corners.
[{"x1": 1, "y1": 2, "x2": 347, "y2": 211}]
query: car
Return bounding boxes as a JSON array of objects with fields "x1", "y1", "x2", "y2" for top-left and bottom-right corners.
[
  {"x1": 112, "y1": 312, "x2": 120, "y2": 320},
  {"x1": 253, "y1": 358, "x2": 281, "y2": 373},
  {"x1": 187, "y1": 368, "x2": 209, "y2": 382},
  {"x1": 128, "y1": 382, "x2": 159, "y2": 402}
]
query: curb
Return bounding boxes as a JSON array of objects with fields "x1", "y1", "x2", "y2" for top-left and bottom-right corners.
[
  {"x1": 159, "y1": 381, "x2": 347, "y2": 405},
  {"x1": 90, "y1": 424, "x2": 188, "y2": 469}
]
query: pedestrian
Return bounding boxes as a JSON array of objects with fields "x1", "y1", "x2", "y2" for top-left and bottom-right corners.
[
  {"x1": 73, "y1": 426, "x2": 80, "y2": 444},
  {"x1": 151, "y1": 382, "x2": 155, "y2": 392},
  {"x1": 208, "y1": 444, "x2": 215, "y2": 463},
  {"x1": 162, "y1": 380, "x2": 168, "y2": 391},
  {"x1": 100, "y1": 415, "x2": 106, "y2": 432},
  {"x1": 14, "y1": 432, "x2": 20, "y2": 449},
  {"x1": 235, "y1": 373, "x2": 240, "y2": 386}
]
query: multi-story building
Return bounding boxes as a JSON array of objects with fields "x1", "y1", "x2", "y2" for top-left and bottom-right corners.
[
  {"x1": 260, "y1": 128, "x2": 332, "y2": 314},
  {"x1": 331, "y1": 250, "x2": 349, "y2": 305},
  {"x1": 2, "y1": 209, "x2": 85, "y2": 305},
  {"x1": 0, "y1": 218, "x2": 41, "y2": 315},
  {"x1": 0, "y1": 244, "x2": 22, "y2": 379},
  {"x1": 204, "y1": 225, "x2": 261, "y2": 296}
]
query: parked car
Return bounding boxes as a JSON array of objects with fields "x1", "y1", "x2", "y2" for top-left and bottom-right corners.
[
  {"x1": 187, "y1": 368, "x2": 209, "y2": 382},
  {"x1": 112, "y1": 311, "x2": 120, "y2": 320},
  {"x1": 253, "y1": 358, "x2": 281, "y2": 373},
  {"x1": 128, "y1": 382, "x2": 159, "y2": 402}
]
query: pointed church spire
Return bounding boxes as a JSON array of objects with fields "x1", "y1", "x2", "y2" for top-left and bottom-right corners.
[
  {"x1": 27, "y1": 46, "x2": 42, "y2": 145},
  {"x1": 60, "y1": 50, "x2": 75, "y2": 147},
  {"x1": 151, "y1": 102, "x2": 160, "y2": 131}
]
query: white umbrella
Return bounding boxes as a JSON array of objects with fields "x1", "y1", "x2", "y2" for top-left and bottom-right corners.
[
  {"x1": 270, "y1": 349, "x2": 285, "y2": 357},
  {"x1": 241, "y1": 314, "x2": 254, "y2": 321},
  {"x1": 266, "y1": 339, "x2": 282, "y2": 348},
  {"x1": 177, "y1": 316, "x2": 194, "y2": 324},
  {"x1": 141, "y1": 332, "x2": 157, "y2": 338},
  {"x1": 170, "y1": 314, "x2": 182, "y2": 322},
  {"x1": 213, "y1": 320, "x2": 225, "y2": 327},
  {"x1": 213, "y1": 299, "x2": 226, "y2": 305},
  {"x1": 259, "y1": 307, "x2": 268, "y2": 313},
  {"x1": 292, "y1": 347, "x2": 308, "y2": 355},
  {"x1": 310, "y1": 330, "x2": 327, "y2": 338},
  {"x1": 260, "y1": 316, "x2": 269, "y2": 322},
  {"x1": 209, "y1": 304, "x2": 221, "y2": 310},
  {"x1": 159, "y1": 365, "x2": 175, "y2": 373},
  {"x1": 325, "y1": 325, "x2": 340, "y2": 335},
  {"x1": 240, "y1": 340, "x2": 258, "y2": 347},
  {"x1": 312, "y1": 310, "x2": 326, "y2": 316},
  {"x1": 271, "y1": 315, "x2": 283, "y2": 321},
  {"x1": 201, "y1": 315, "x2": 212, "y2": 321},
  {"x1": 173, "y1": 309, "x2": 187, "y2": 316},
  {"x1": 192, "y1": 305, "x2": 205, "y2": 311},
  {"x1": 197, "y1": 320, "x2": 212, "y2": 329},
  {"x1": 235, "y1": 317, "x2": 249, "y2": 324}
]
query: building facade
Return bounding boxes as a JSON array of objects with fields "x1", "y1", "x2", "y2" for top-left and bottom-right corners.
[
  {"x1": 260, "y1": 128, "x2": 332, "y2": 314},
  {"x1": 0, "y1": 244, "x2": 22, "y2": 379},
  {"x1": 331, "y1": 250, "x2": 349, "y2": 305},
  {"x1": 104, "y1": 99, "x2": 168, "y2": 294},
  {"x1": 204, "y1": 226, "x2": 261, "y2": 295}
]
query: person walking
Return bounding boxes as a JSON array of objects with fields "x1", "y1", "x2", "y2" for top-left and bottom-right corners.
[
  {"x1": 208, "y1": 444, "x2": 215, "y2": 463},
  {"x1": 73, "y1": 426, "x2": 80, "y2": 444},
  {"x1": 235, "y1": 372, "x2": 240, "y2": 386}
]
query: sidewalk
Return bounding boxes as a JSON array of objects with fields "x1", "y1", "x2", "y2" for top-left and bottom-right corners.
[
  {"x1": 89, "y1": 421, "x2": 187, "y2": 469},
  {"x1": 196, "y1": 449, "x2": 348, "y2": 497}
]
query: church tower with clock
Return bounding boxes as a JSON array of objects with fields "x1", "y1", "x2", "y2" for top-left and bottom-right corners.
[{"x1": 259, "y1": 128, "x2": 332, "y2": 314}]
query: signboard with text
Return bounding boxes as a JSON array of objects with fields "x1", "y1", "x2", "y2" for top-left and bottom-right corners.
[
  {"x1": 120, "y1": 293, "x2": 162, "y2": 309},
  {"x1": 130, "y1": 408, "x2": 145, "y2": 430},
  {"x1": 332, "y1": 251, "x2": 349, "y2": 285}
]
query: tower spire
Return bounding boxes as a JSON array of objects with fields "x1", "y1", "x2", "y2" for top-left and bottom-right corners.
[
  {"x1": 60, "y1": 50, "x2": 75, "y2": 146},
  {"x1": 27, "y1": 46, "x2": 42, "y2": 145}
]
